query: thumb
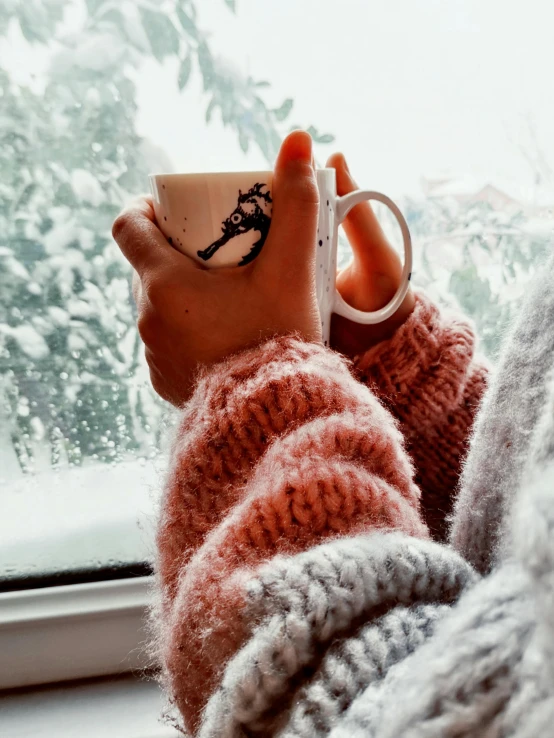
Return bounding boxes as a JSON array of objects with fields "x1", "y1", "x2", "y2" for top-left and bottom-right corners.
[{"x1": 258, "y1": 130, "x2": 319, "y2": 282}]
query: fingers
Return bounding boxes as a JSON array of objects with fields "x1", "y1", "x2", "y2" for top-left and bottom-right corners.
[
  {"x1": 326, "y1": 153, "x2": 402, "y2": 277},
  {"x1": 258, "y1": 130, "x2": 319, "y2": 282},
  {"x1": 112, "y1": 196, "x2": 182, "y2": 275}
]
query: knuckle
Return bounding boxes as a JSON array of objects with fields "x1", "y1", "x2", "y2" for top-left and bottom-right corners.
[
  {"x1": 143, "y1": 265, "x2": 185, "y2": 309},
  {"x1": 111, "y1": 211, "x2": 133, "y2": 242},
  {"x1": 136, "y1": 310, "x2": 157, "y2": 346},
  {"x1": 147, "y1": 361, "x2": 173, "y2": 405},
  {"x1": 143, "y1": 274, "x2": 167, "y2": 310},
  {"x1": 281, "y1": 175, "x2": 320, "y2": 214}
]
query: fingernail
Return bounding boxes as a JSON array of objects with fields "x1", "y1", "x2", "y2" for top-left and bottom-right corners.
[{"x1": 288, "y1": 130, "x2": 313, "y2": 163}]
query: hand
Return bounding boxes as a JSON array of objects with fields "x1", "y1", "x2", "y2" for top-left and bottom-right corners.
[
  {"x1": 112, "y1": 130, "x2": 321, "y2": 406},
  {"x1": 326, "y1": 153, "x2": 415, "y2": 358}
]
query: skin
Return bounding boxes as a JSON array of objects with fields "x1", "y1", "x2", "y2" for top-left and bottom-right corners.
[
  {"x1": 327, "y1": 152, "x2": 415, "y2": 358},
  {"x1": 112, "y1": 130, "x2": 415, "y2": 406}
]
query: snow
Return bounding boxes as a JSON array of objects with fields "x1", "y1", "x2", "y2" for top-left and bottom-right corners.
[
  {"x1": 45, "y1": 250, "x2": 90, "y2": 296},
  {"x1": 70, "y1": 169, "x2": 106, "y2": 207},
  {"x1": 1, "y1": 458, "x2": 165, "y2": 580},
  {"x1": 48, "y1": 306, "x2": 70, "y2": 327},
  {"x1": 105, "y1": 278, "x2": 132, "y2": 312},
  {"x1": 30, "y1": 416, "x2": 45, "y2": 441},
  {"x1": 0, "y1": 324, "x2": 50, "y2": 360},
  {"x1": 42, "y1": 220, "x2": 80, "y2": 255},
  {"x1": 31, "y1": 316, "x2": 54, "y2": 335},
  {"x1": 52, "y1": 31, "x2": 127, "y2": 74},
  {"x1": 98, "y1": 345, "x2": 127, "y2": 376},
  {"x1": 85, "y1": 87, "x2": 100, "y2": 106},
  {"x1": 67, "y1": 332, "x2": 87, "y2": 352},
  {"x1": 522, "y1": 218, "x2": 554, "y2": 236},
  {"x1": 78, "y1": 227, "x2": 95, "y2": 251},
  {"x1": 67, "y1": 297, "x2": 95, "y2": 319},
  {"x1": 5, "y1": 256, "x2": 30, "y2": 281},
  {"x1": 27, "y1": 282, "x2": 42, "y2": 295},
  {"x1": 16, "y1": 399, "x2": 30, "y2": 418}
]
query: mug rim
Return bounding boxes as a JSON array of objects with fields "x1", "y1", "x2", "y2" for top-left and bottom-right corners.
[{"x1": 148, "y1": 167, "x2": 336, "y2": 178}]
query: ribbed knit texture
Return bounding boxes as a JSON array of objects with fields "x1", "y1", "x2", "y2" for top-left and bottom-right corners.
[
  {"x1": 154, "y1": 335, "x2": 431, "y2": 733},
  {"x1": 450, "y1": 256, "x2": 554, "y2": 574},
  {"x1": 277, "y1": 603, "x2": 450, "y2": 738},
  {"x1": 199, "y1": 534, "x2": 476, "y2": 737},
  {"x1": 152, "y1": 258, "x2": 554, "y2": 737},
  {"x1": 355, "y1": 292, "x2": 489, "y2": 540}
]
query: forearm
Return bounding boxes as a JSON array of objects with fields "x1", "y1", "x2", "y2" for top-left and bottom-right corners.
[
  {"x1": 153, "y1": 335, "x2": 428, "y2": 733},
  {"x1": 354, "y1": 291, "x2": 490, "y2": 540}
]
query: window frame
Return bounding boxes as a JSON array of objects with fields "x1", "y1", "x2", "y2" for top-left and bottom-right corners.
[{"x1": 0, "y1": 575, "x2": 151, "y2": 690}]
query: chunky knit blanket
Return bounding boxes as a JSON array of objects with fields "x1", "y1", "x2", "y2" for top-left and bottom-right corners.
[{"x1": 151, "y1": 253, "x2": 554, "y2": 737}]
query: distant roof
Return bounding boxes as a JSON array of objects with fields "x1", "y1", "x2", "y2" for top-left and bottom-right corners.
[{"x1": 421, "y1": 175, "x2": 554, "y2": 208}]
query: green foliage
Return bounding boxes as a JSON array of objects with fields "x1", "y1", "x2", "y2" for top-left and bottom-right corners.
[
  {"x1": 273, "y1": 98, "x2": 293, "y2": 122},
  {"x1": 178, "y1": 54, "x2": 192, "y2": 90},
  {"x1": 306, "y1": 126, "x2": 335, "y2": 144},
  {"x1": 140, "y1": 7, "x2": 180, "y2": 61},
  {"x1": 0, "y1": 0, "x2": 334, "y2": 474},
  {"x1": 197, "y1": 40, "x2": 215, "y2": 90},
  {"x1": 175, "y1": 6, "x2": 198, "y2": 39},
  {"x1": 15, "y1": 0, "x2": 65, "y2": 43}
]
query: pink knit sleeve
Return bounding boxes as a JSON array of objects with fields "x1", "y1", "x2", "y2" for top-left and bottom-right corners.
[
  {"x1": 154, "y1": 335, "x2": 428, "y2": 734},
  {"x1": 354, "y1": 291, "x2": 490, "y2": 540}
]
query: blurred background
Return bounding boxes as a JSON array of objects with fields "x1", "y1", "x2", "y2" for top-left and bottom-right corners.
[{"x1": 1, "y1": 0, "x2": 553, "y2": 585}]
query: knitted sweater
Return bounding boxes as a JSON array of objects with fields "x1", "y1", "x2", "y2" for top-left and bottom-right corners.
[{"x1": 151, "y1": 265, "x2": 554, "y2": 737}]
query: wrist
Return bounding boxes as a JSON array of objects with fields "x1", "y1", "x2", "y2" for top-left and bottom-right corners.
[{"x1": 353, "y1": 290, "x2": 477, "y2": 413}]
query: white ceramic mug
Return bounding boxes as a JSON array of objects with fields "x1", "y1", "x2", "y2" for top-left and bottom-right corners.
[{"x1": 149, "y1": 169, "x2": 412, "y2": 345}]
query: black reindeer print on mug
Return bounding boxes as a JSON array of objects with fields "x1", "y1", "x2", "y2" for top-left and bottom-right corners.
[{"x1": 197, "y1": 183, "x2": 272, "y2": 266}]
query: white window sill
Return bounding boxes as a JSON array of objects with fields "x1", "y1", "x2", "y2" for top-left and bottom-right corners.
[
  {"x1": 0, "y1": 577, "x2": 151, "y2": 689},
  {"x1": 0, "y1": 675, "x2": 179, "y2": 738}
]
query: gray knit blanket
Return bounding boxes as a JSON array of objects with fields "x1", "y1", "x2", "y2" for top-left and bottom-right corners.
[{"x1": 197, "y1": 251, "x2": 554, "y2": 738}]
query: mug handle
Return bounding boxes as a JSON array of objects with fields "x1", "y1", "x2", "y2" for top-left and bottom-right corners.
[{"x1": 333, "y1": 190, "x2": 413, "y2": 324}]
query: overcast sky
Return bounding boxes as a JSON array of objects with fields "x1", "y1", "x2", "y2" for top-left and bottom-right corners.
[
  {"x1": 135, "y1": 0, "x2": 554, "y2": 200},
  {"x1": 2, "y1": 0, "x2": 553, "y2": 199}
]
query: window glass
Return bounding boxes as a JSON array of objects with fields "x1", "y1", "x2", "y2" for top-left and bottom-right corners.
[{"x1": 1, "y1": 0, "x2": 552, "y2": 585}]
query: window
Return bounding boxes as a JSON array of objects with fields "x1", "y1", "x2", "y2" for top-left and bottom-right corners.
[{"x1": 1, "y1": 0, "x2": 552, "y2": 677}]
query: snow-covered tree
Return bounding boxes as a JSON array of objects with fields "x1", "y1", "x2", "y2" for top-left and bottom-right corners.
[
  {"x1": 2, "y1": 0, "x2": 550, "y2": 477},
  {"x1": 406, "y1": 194, "x2": 551, "y2": 358},
  {"x1": 0, "y1": 0, "x2": 334, "y2": 473}
]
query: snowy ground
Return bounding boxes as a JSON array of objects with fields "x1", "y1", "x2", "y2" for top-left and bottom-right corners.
[{"x1": 1, "y1": 459, "x2": 166, "y2": 582}]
